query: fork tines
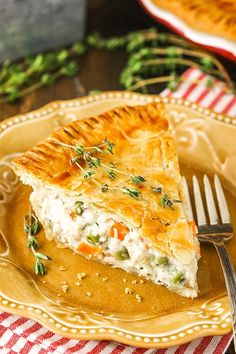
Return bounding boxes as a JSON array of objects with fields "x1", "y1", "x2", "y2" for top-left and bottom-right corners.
[{"x1": 182, "y1": 174, "x2": 233, "y2": 235}]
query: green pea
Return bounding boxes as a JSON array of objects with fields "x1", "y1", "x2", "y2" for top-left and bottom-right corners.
[
  {"x1": 156, "y1": 256, "x2": 168, "y2": 266},
  {"x1": 172, "y1": 272, "x2": 185, "y2": 285},
  {"x1": 114, "y1": 247, "x2": 130, "y2": 260},
  {"x1": 86, "y1": 235, "x2": 100, "y2": 244},
  {"x1": 75, "y1": 201, "x2": 84, "y2": 215}
]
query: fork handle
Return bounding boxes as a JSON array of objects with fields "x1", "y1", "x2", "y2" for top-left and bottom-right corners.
[{"x1": 214, "y1": 242, "x2": 236, "y2": 349}]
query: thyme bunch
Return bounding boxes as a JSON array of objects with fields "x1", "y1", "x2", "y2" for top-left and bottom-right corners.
[
  {"x1": 87, "y1": 28, "x2": 234, "y2": 94},
  {"x1": 1, "y1": 28, "x2": 234, "y2": 103},
  {"x1": 24, "y1": 210, "x2": 51, "y2": 275}
]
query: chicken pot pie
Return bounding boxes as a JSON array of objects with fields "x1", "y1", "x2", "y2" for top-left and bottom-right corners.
[
  {"x1": 12, "y1": 102, "x2": 200, "y2": 297},
  {"x1": 151, "y1": 0, "x2": 236, "y2": 42}
]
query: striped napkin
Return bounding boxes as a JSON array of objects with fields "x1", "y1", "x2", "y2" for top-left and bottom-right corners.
[
  {"x1": 161, "y1": 67, "x2": 236, "y2": 116},
  {"x1": 0, "y1": 67, "x2": 235, "y2": 354}
]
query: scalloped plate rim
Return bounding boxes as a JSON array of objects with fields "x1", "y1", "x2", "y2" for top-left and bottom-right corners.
[{"x1": 0, "y1": 91, "x2": 233, "y2": 348}]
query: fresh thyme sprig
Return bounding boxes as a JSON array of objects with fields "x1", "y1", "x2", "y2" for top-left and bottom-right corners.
[
  {"x1": 53, "y1": 139, "x2": 143, "y2": 200},
  {"x1": 24, "y1": 210, "x2": 51, "y2": 276},
  {"x1": 54, "y1": 139, "x2": 146, "y2": 187},
  {"x1": 94, "y1": 157, "x2": 145, "y2": 185},
  {"x1": 152, "y1": 186, "x2": 182, "y2": 210},
  {"x1": 54, "y1": 139, "x2": 185, "y2": 205},
  {"x1": 2, "y1": 28, "x2": 234, "y2": 103},
  {"x1": 88, "y1": 28, "x2": 234, "y2": 94},
  {"x1": 73, "y1": 157, "x2": 141, "y2": 200},
  {"x1": 0, "y1": 42, "x2": 86, "y2": 103}
]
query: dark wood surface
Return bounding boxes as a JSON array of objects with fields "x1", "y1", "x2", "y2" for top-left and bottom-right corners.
[
  {"x1": 1, "y1": 0, "x2": 235, "y2": 122},
  {"x1": 1, "y1": 0, "x2": 235, "y2": 352}
]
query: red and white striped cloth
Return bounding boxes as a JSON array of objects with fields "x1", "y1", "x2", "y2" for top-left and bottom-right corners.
[
  {"x1": 161, "y1": 67, "x2": 236, "y2": 117},
  {"x1": 0, "y1": 68, "x2": 235, "y2": 353}
]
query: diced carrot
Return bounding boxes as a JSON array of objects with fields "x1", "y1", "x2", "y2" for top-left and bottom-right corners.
[
  {"x1": 77, "y1": 242, "x2": 101, "y2": 255},
  {"x1": 70, "y1": 211, "x2": 75, "y2": 219},
  {"x1": 109, "y1": 222, "x2": 129, "y2": 241}
]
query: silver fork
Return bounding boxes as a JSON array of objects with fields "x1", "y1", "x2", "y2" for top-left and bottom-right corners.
[{"x1": 182, "y1": 174, "x2": 236, "y2": 349}]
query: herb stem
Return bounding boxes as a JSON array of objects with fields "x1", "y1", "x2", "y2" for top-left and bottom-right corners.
[
  {"x1": 129, "y1": 76, "x2": 171, "y2": 91},
  {"x1": 134, "y1": 29, "x2": 205, "y2": 50},
  {"x1": 89, "y1": 156, "x2": 145, "y2": 184},
  {"x1": 99, "y1": 160, "x2": 129, "y2": 177},
  {"x1": 146, "y1": 48, "x2": 233, "y2": 89},
  {"x1": 142, "y1": 58, "x2": 221, "y2": 77},
  {"x1": 0, "y1": 71, "x2": 61, "y2": 104},
  {"x1": 0, "y1": 82, "x2": 43, "y2": 104},
  {"x1": 74, "y1": 160, "x2": 101, "y2": 187},
  {"x1": 129, "y1": 75, "x2": 231, "y2": 94},
  {"x1": 74, "y1": 160, "x2": 86, "y2": 174}
]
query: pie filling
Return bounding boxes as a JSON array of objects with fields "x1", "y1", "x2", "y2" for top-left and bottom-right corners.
[{"x1": 30, "y1": 186, "x2": 198, "y2": 293}]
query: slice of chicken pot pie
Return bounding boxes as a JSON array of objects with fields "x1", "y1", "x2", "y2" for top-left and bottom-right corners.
[{"x1": 12, "y1": 102, "x2": 200, "y2": 297}]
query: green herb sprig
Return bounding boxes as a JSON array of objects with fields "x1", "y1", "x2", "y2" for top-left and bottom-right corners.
[
  {"x1": 55, "y1": 139, "x2": 184, "y2": 207},
  {"x1": 24, "y1": 211, "x2": 51, "y2": 275},
  {"x1": 1, "y1": 28, "x2": 234, "y2": 103},
  {"x1": 87, "y1": 28, "x2": 234, "y2": 94},
  {"x1": 54, "y1": 139, "x2": 144, "y2": 200},
  {"x1": 0, "y1": 42, "x2": 86, "y2": 103}
]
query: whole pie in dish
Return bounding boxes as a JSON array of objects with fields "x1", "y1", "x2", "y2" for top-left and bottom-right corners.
[
  {"x1": 12, "y1": 103, "x2": 200, "y2": 297},
  {"x1": 151, "y1": 0, "x2": 236, "y2": 42}
]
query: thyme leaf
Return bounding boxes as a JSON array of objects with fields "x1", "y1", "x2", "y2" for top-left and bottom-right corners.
[
  {"x1": 75, "y1": 145, "x2": 84, "y2": 154},
  {"x1": 131, "y1": 175, "x2": 146, "y2": 184},
  {"x1": 101, "y1": 183, "x2": 109, "y2": 192},
  {"x1": 161, "y1": 195, "x2": 174, "y2": 209},
  {"x1": 27, "y1": 236, "x2": 39, "y2": 249},
  {"x1": 152, "y1": 186, "x2": 162, "y2": 193},
  {"x1": 103, "y1": 138, "x2": 115, "y2": 154},
  {"x1": 120, "y1": 187, "x2": 141, "y2": 200},
  {"x1": 152, "y1": 186, "x2": 182, "y2": 210},
  {"x1": 35, "y1": 252, "x2": 52, "y2": 261},
  {"x1": 83, "y1": 170, "x2": 95, "y2": 179},
  {"x1": 24, "y1": 215, "x2": 40, "y2": 235},
  {"x1": 35, "y1": 260, "x2": 45, "y2": 276},
  {"x1": 107, "y1": 170, "x2": 116, "y2": 180}
]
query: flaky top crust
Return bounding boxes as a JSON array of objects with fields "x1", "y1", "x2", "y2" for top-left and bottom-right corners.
[{"x1": 13, "y1": 103, "x2": 197, "y2": 264}]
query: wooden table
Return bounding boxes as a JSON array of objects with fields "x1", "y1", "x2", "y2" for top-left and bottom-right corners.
[
  {"x1": 0, "y1": 0, "x2": 235, "y2": 352},
  {"x1": 0, "y1": 0, "x2": 235, "y2": 123}
]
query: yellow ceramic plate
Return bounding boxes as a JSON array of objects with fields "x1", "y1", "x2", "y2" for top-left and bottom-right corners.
[{"x1": 0, "y1": 92, "x2": 235, "y2": 349}]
